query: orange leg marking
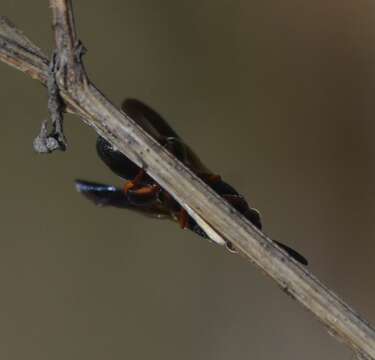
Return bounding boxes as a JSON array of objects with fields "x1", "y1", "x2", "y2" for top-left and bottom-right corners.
[
  {"x1": 124, "y1": 169, "x2": 146, "y2": 194},
  {"x1": 178, "y1": 208, "x2": 189, "y2": 229},
  {"x1": 199, "y1": 173, "x2": 222, "y2": 184},
  {"x1": 129, "y1": 185, "x2": 160, "y2": 197},
  {"x1": 207, "y1": 174, "x2": 222, "y2": 183}
]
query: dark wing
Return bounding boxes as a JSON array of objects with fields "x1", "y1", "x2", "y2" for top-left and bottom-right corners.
[
  {"x1": 96, "y1": 97, "x2": 177, "y2": 181},
  {"x1": 122, "y1": 98, "x2": 180, "y2": 141},
  {"x1": 274, "y1": 241, "x2": 308, "y2": 266},
  {"x1": 122, "y1": 98, "x2": 211, "y2": 174},
  {"x1": 96, "y1": 98, "x2": 211, "y2": 180},
  {"x1": 75, "y1": 180, "x2": 171, "y2": 219}
]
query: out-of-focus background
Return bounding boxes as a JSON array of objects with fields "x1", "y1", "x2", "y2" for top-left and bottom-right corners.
[{"x1": 1, "y1": 1, "x2": 375, "y2": 359}]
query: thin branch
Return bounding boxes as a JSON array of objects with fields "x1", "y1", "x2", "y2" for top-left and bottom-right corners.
[{"x1": 1, "y1": 2, "x2": 375, "y2": 359}]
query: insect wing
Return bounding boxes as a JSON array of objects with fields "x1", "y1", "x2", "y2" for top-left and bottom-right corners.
[
  {"x1": 122, "y1": 98, "x2": 180, "y2": 141},
  {"x1": 122, "y1": 98, "x2": 211, "y2": 174},
  {"x1": 273, "y1": 240, "x2": 308, "y2": 265}
]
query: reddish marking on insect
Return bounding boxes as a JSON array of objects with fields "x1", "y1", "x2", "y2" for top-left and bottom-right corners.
[
  {"x1": 178, "y1": 208, "x2": 189, "y2": 229},
  {"x1": 206, "y1": 174, "x2": 222, "y2": 183},
  {"x1": 75, "y1": 98, "x2": 308, "y2": 265},
  {"x1": 124, "y1": 169, "x2": 146, "y2": 193},
  {"x1": 132, "y1": 185, "x2": 159, "y2": 196}
]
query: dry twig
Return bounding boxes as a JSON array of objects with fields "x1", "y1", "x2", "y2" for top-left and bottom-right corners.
[{"x1": 0, "y1": 1, "x2": 374, "y2": 359}]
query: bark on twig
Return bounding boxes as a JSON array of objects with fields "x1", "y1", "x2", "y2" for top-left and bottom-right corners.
[
  {"x1": 0, "y1": 1, "x2": 375, "y2": 358},
  {"x1": 33, "y1": 51, "x2": 67, "y2": 153}
]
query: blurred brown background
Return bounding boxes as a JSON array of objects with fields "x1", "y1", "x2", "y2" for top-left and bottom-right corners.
[{"x1": 1, "y1": 1, "x2": 375, "y2": 359}]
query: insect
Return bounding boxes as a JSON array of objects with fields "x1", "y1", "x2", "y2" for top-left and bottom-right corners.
[{"x1": 75, "y1": 98, "x2": 308, "y2": 265}]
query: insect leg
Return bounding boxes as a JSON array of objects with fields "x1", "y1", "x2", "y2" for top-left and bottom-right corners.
[
  {"x1": 178, "y1": 208, "x2": 189, "y2": 229},
  {"x1": 124, "y1": 169, "x2": 160, "y2": 206},
  {"x1": 124, "y1": 169, "x2": 146, "y2": 193}
]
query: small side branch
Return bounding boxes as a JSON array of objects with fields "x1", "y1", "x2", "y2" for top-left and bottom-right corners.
[
  {"x1": 33, "y1": 51, "x2": 67, "y2": 153},
  {"x1": 1, "y1": 2, "x2": 375, "y2": 359}
]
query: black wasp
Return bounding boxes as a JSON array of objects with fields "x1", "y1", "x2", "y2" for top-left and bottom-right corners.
[{"x1": 76, "y1": 99, "x2": 307, "y2": 265}]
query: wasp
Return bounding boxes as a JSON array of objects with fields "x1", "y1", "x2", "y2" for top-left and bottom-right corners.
[{"x1": 75, "y1": 99, "x2": 307, "y2": 265}]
